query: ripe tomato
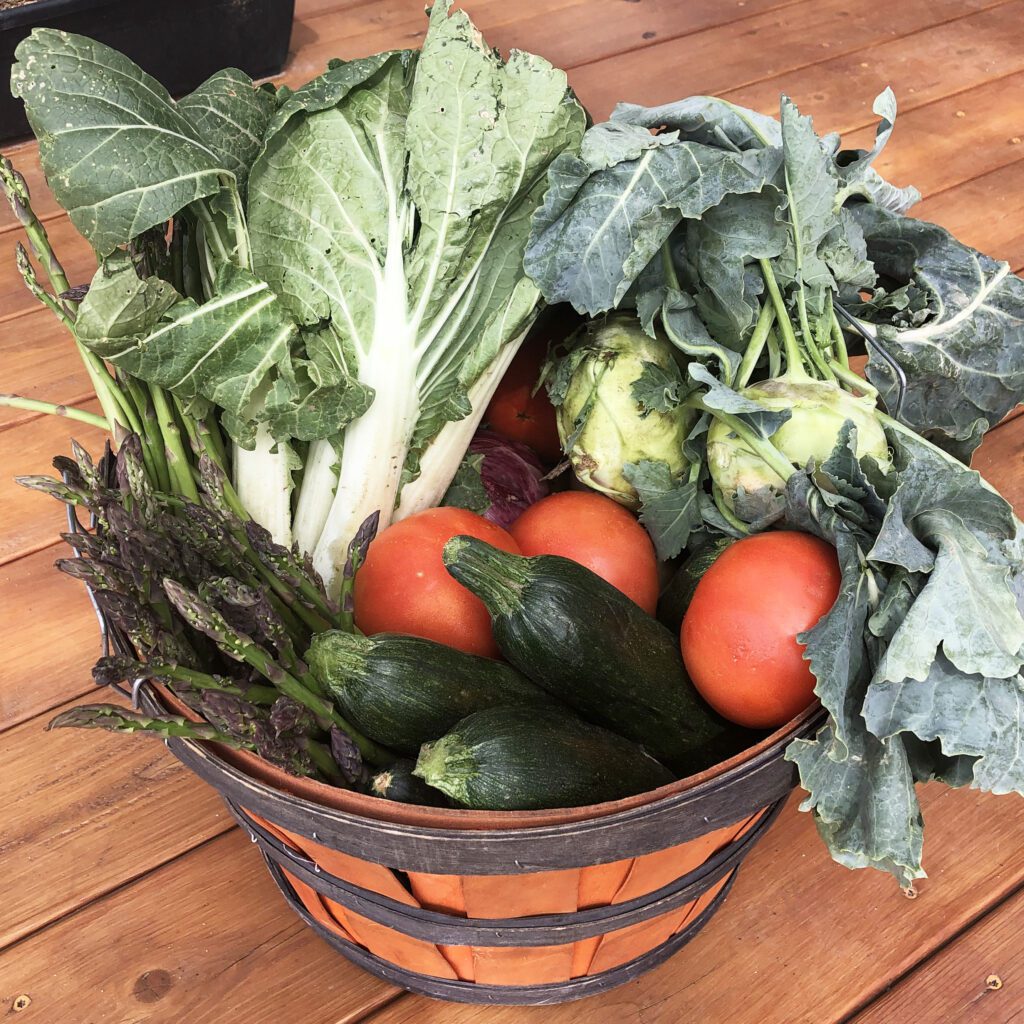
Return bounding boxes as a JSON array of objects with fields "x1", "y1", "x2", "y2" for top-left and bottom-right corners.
[
  {"x1": 485, "y1": 333, "x2": 561, "y2": 462},
  {"x1": 681, "y1": 531, "x2": 840, "y2": 729},
  {"x1": 354, "y1": 507, "x2": 520, "y2": 658},
  {"x1": 509, "y1": 491, "x2": 659, "y2": 613}
]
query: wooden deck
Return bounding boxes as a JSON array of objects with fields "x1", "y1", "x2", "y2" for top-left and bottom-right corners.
[{"x1": 1, "y1": 1, "x2": 1023, "y2": 1020}]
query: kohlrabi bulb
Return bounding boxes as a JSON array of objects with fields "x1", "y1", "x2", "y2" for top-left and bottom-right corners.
[
  {"x1": 707, "y1": 378, "x2": 892, "y2": 509},
  {"x1": 558, "y1": 315, "x2": 693, "y2": 508}
]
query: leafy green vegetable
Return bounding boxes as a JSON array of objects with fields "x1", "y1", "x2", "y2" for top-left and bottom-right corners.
[{"x1": 851, "y1": 205, "x2": 1024, "y2": 460}]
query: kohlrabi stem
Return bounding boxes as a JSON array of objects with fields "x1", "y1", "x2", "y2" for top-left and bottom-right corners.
[
  {"x1": 803, "y1": 317, "x2": 836, "y2": 383},
  {"x1": 0, "y1": 394, "x2": 109, "y2": 429},
  {"x1": 766, "y1": 328, "x2": 781, "y2": 378},
  {"x1": 695, "y1": 399, "x2": 795, "y2": 482},
  {"x1": 831, "y1": 308, "x2": 850, "y2": 368},
  {"x1": 759, "y1": 259, "x2": 810, "y2": 381},
  {"x1": 736, "y1": 302, "x2": 776, "y2": 389},
  {"x1": 829, "y1": 361, "x2": 877, "y2": 398},
  {"x1": 712, "y1": 483, "x2": 751, "y2": 534}
]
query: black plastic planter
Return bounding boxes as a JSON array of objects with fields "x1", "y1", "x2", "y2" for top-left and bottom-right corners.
[{"x1": 0, "y1": 0, "x2": 296, "y2": 143}]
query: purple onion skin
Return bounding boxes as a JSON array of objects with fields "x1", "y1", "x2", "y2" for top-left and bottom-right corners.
[{"x1": 470, "y1": 430, "x2": 549, "y2": 529}]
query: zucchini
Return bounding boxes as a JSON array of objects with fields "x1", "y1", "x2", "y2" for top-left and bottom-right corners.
[
  {"x1": 658, "y1": 537, "x2": 735, "y2": 634},
  {"x1": 370, "y1": 759, "x2": 449, "y2": 806},
  {"x1": 442, "y1": 536, "x2": 749, "y2": 774},
  {"x1": 307, "y1": 630, "x2": 551, "y2": 755},
  {"x1": 414, "y1": 705, "x2": 674, "y2": 809}
]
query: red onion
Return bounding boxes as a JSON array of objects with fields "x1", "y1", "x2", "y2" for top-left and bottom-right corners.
[{"x1": 469, "y1": 430, "x2": 548, "y2": 529}]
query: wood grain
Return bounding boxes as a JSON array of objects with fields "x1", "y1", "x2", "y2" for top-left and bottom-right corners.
[
  {"x1": 0, "y1": 544, "x2": 99, "y2": 731},
  {"x1": 0, "y1": 399, "x2": 106, "y2": 566},
  {"x1": 852, "y1": 886, "x2": 1024, "y2": 1023},
  {"x1": 285, "y1": 0, "x2": 808, "y2": 84},
  {"x1": 571, "y1": 0, "x2": 1022, "y2": 120},
  {"x1": 0, "y1": 693, "x2": 232, "y2": 948},
  {"x1": 0, "y1": 829, "x2": 400, "y2": 1024}
]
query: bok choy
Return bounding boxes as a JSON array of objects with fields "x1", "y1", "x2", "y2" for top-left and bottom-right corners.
[{"x1": 7, "y1": 3, "x2": 585, "y2": 595}]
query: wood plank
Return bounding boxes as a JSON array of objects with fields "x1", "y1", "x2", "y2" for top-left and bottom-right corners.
[
  {"x1": 0, "y1": 829, "x2": 400, "y2": 1024},
  {"x1": 0, "y1": 213, "x2": 95, "y2": 325},
  {"x1": 360, "y1": 784, "x2": 1024, "y2": 1024},
  {"x1": 0, "y1": 401, "x2": 106, "y2": 566},
  {"x1": 0, "y1": 545, "x2": 99, "y2": 732},
  {"x1": 0, "y1": 693, "x2": 232, "y2": 949},
  {"x1": 852, "y1": 886, "x2": 1024, "y2": 1023},
  {"x1": 911, "y1": 159, "x2": 1024, "y2": 269},
  {"x1": 573, "y1": 0, "x2": 1024, "y2": 122},
  {"x1": 285, "y1": 0, "x2": 808, "y2": 84},
  {"x1": 842, "y1": 69, "x2": 1024, "y2": 201},
  {"x1": 0, "y1": 309, "x2": 89, "y2": 431}
]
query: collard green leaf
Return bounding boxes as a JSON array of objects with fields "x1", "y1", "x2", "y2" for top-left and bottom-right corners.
[
  {"x1": 853, "y1": 205, "x2": 1024, "y2": 458},
  {"x1": 75, "y1": 254, "x2": 181, "y2": 343},
  {"x1": 178, "y1": 68, "x2": 275, "y2": 197},
  {"x1": 524, "y1": 124, "x2": 781, "y2": 316},
  {"x1": 622, "y1": 460, "x2": 701, "y2": 560},
  {"x1": 12, "y1": 30, "x2": 227, "y2": 254},
  {"x1": 865, "y1": 655, "x2": 1024, "y2": 796}
]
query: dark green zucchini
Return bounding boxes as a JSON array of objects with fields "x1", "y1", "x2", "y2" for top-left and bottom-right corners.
[
  {"x1": 657, "y1": 537, "x2": 735, "y2": 634},
  {"x1": 414, "y1": 705, "x2": 674, "y2": 810},
  {"x1": 306, "y1": 630, "x2": 551, "y2": 755},
  {"x1": 442, "y1": 535, "x2": 749, "y2": 774},
  {"x1": 370, "y1": 759, "x2": 449, "y2": 806}
]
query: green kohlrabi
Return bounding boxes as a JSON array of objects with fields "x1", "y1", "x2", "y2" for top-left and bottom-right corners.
[{"x1": 548, "y1": 314, "x2": 695, "y2": 508}]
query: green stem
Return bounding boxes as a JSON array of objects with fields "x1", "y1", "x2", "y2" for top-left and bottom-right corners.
[
  {"x1": 803, "y1": 318, "x2": 836, "y2": 382},
  {"x1": 151, "y1": 385, "x2": 199, "y2": 501},
  {"x1": 766, "y1": 328, "x2": 781, "y2": 378},
  {"x1": 759, "y1": 259, "x2": 810, "y2": 381},
  {"x1": 831, "y1": 309, "x2": 850, "y2": 368},
  {"x1": 735, "y1": 302, "x2": 776, "y2": 389},
  {"x1": 144, "y1": 664, "x2": 279, "y2": 705},
  {"x1": 829, "y1": 361, "x2": 877, "y2": 398},
  {"x1": 712, "y1": 483, "x2": 751, "y2": 534},
  {"x1": 0, "y1": 394, "x2": 108, "y2": 428},
  {"x1": 696, "y1": 400, "x2": 795, "y2": 483}
]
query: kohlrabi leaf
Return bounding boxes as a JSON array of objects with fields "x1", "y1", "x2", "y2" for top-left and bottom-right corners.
[
  {"x1": 177, "y1": 68, "x2": 275, "y2": 198},
  {"x1": 834, "y1": 88, "x2": 920, "y2": 214},
  {"x1": 11, "y1": 30, "x2": 228, "y2": 254},
  {"x1": 611, "y1": 95, "x2": 781, "y2": 151},
  {"x1": 630, "y1": 361, "x2": 684, "y2": 414},
  {"x1": 852, "y1": 205, "x2": 1024, "y2": 459},
  {"x1": 622, "y1": 460, "x2": 701, "y2": 560},
  {"x1": 524, "y1": 122, "x2": 781, "y2": 316},
  {"x1": 864, "y1": 655, "x2": 1024, "y2": 796},
  {"x1": 786, "y1": 720, "x2": 925, "y2": 887},
  {"x1": 688, "y1": 363, "x2": 792, "y2": 438}
]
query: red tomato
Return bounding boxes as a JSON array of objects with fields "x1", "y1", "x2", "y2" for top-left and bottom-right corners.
[
  {"x1": 681, "y1": 532, "x2": 840, "y2": 729},
  {"x1": 485, "y1": 333, "x2": 561, "y2": 462},
  {"x1": 509, "y1": 491, "x2": 659, "y2": 614},
  {"x1": 354, "y1": 507, "x2": 520, "y2": 658}
]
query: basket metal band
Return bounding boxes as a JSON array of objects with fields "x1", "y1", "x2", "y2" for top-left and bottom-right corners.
[
  {"x1": 227, "y1": 797, "x2": 783, "y2": 947},
  {"x1": 265, "y1": 853, "x2": 739, "y2": 1006}
]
